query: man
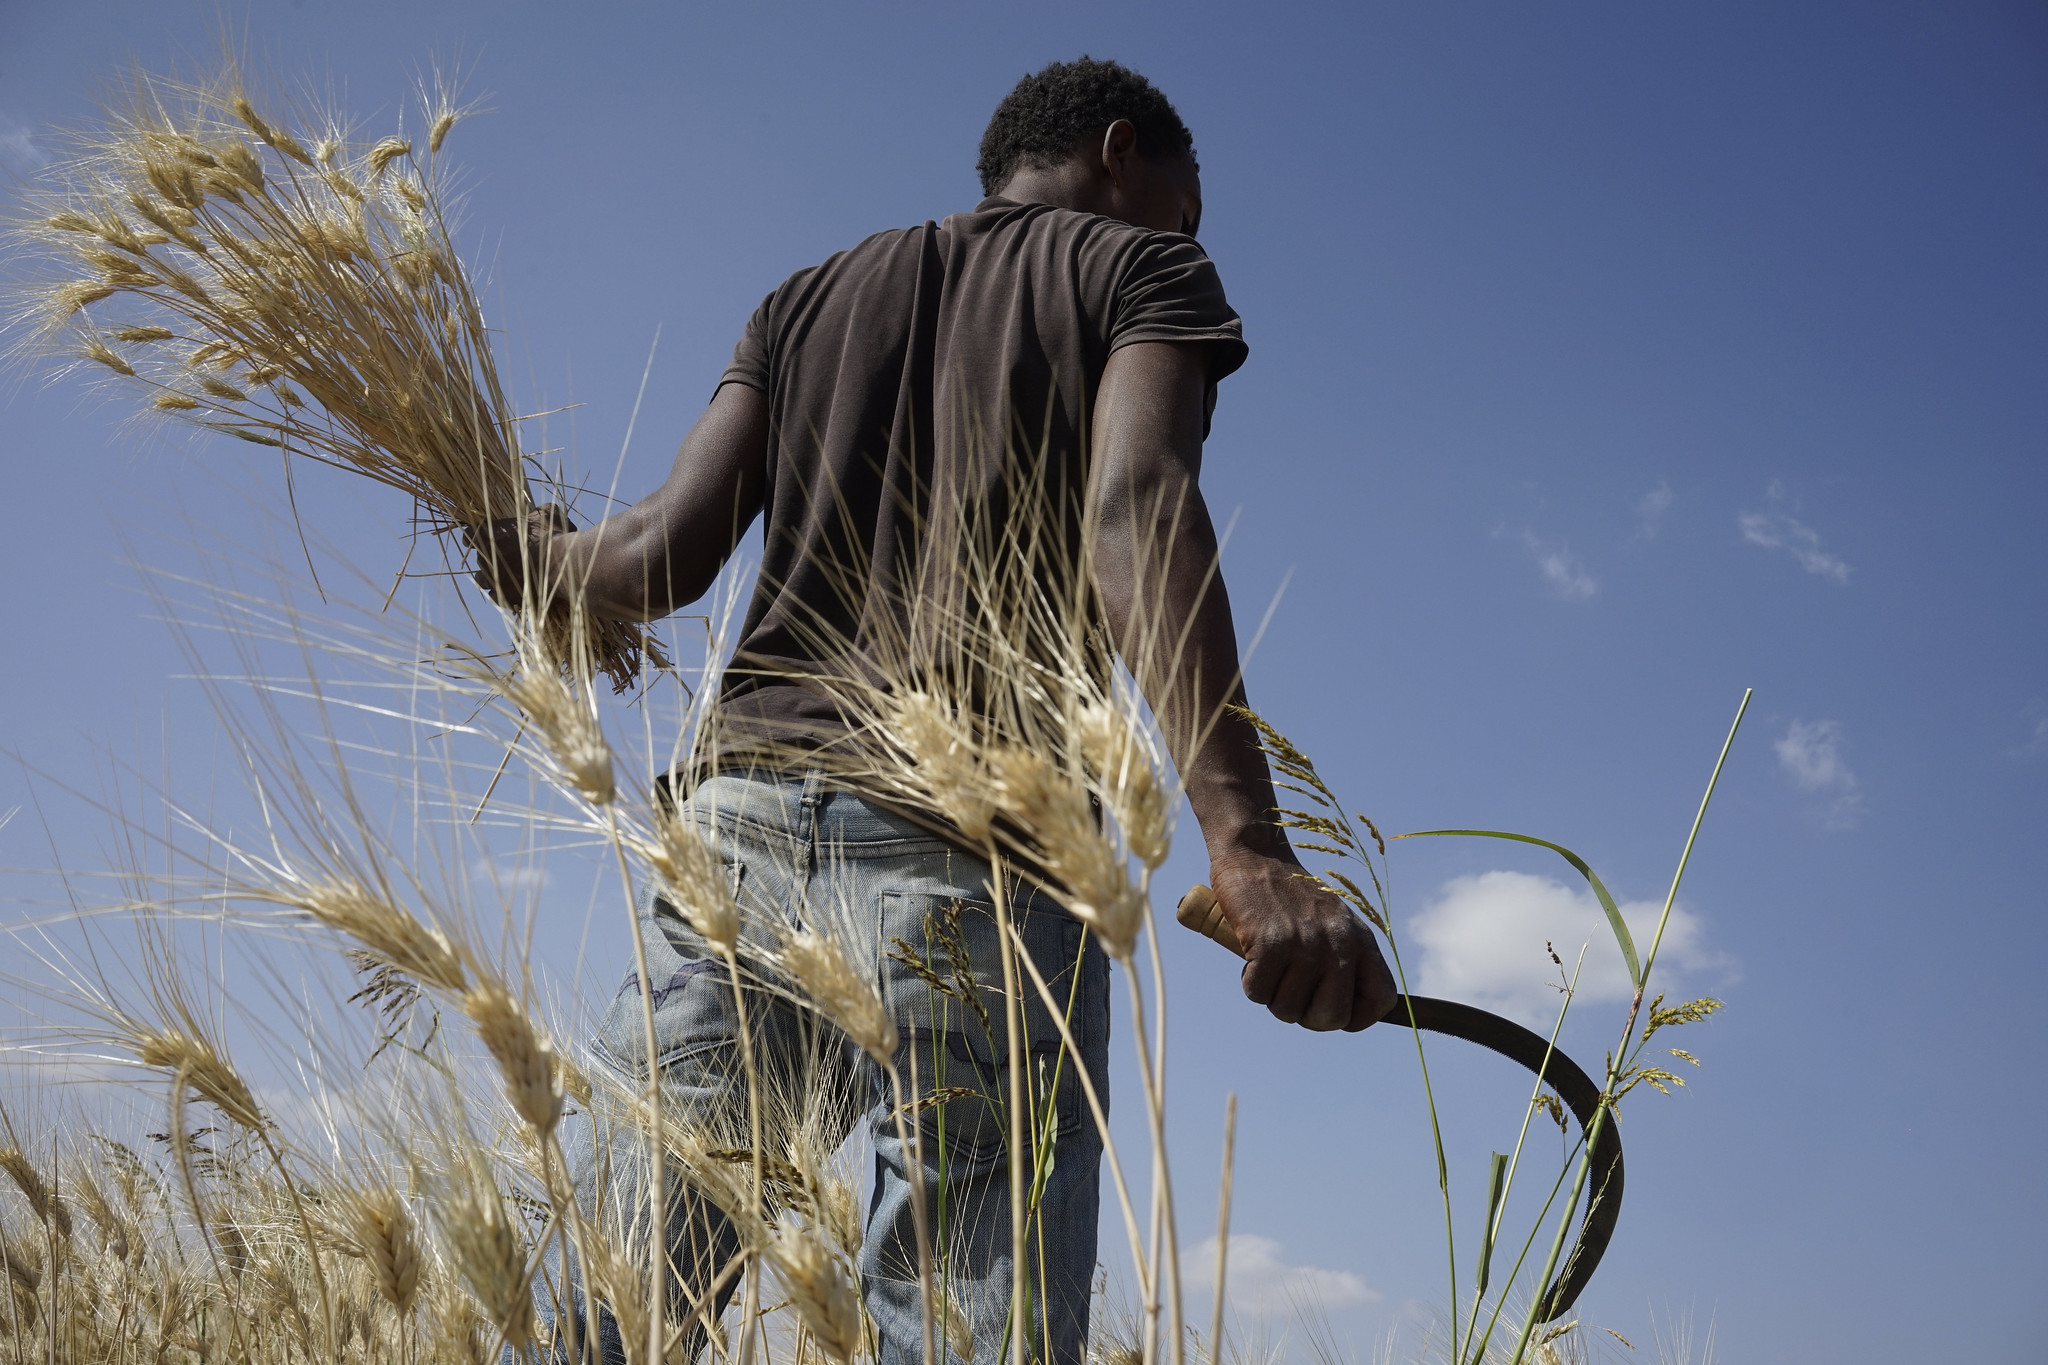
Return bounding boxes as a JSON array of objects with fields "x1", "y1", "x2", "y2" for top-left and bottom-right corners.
[{"x1": 483, "y1": 57, "x2": 1396, "y2": 1365}]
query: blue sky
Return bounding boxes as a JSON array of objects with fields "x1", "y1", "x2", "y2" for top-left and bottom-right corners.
[{"x1": 3, "y1": 3, "x2": 2044, "y2": 1362}]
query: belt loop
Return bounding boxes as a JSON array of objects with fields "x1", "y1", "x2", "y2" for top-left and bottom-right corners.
[{"x1": 797, "y1": 768, "x2": 827, "y2": 882}]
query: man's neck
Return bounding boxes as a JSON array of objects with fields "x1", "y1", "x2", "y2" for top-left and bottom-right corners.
[{"x1": 996, "y1": 162, "x2": 1111, "y2": 219}]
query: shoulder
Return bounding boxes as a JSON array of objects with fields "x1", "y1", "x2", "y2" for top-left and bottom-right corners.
[
  {"x1": 972, "y1": 201, "x2": 1230, "y2": 306},
  {"x1": 949, "y1": 196, "x2": 1192, "y2": 257},
  {"x1": 773, "y1": 223, "x2": 941, "y2": 293}
]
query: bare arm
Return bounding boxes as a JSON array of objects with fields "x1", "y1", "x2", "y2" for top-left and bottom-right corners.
[
  {"x1": 474, "y1": 381, "x2": 770, "y2": 620},
  {"x1": 1088, "y1": 342, "x2": 1396, "y2": 1032}
]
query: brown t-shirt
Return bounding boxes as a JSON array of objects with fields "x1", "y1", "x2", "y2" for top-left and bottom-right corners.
[{"x1": 711, "y1": 195, "x2": 1247, "y2": 758}]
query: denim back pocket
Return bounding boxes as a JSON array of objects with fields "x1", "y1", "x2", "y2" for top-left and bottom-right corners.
[
  {"x1": 878, "y1": 890, "x2": 1103, "y2": 1171},
  {"x1": 598, "y1": 861, "x2": 749, "y2": 1079}
]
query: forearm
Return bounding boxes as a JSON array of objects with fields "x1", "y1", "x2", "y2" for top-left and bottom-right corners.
[
  {"x1": 551, "y1": 500, "x2": 730, "y2": 622},
  {"x1": 1088, "y1": 344, "x2": 1394, "y2": 1031},
  {"x1": 1092, "y1": 479, "x2": 1295, "y2": 867},
  {"x1": 1088, "y1": 343, "x2": 1295, "y2": 868},
  {"x1": 539, "y1": 382, "x2": 769, "y2": 621}
]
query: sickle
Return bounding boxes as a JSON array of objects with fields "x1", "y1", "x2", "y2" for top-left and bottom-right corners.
[{"x1": 1175, "y1": 884, "x2": 1622, "y2": 1320}]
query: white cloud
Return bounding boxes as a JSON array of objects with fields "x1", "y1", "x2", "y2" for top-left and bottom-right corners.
[
  {"x1": 468, "y1": 856, "x2": 551, "y2": 897},
  {"x1": 1738, "y1": 482, "x2": 1850, "y2": 583},
  {"x1": 1409, "y1": 871, "x2": 1731, "y2": 1027},
  {"x1": 1522, "y1": 533, "x2": 1598, "y2": 600},
  {"x1": 2007, "y1": 712, "x2": 2039, "y2": 765},
  {"x1": 2013, "y1": 708, "x2": 2048, "y2": 760},
  {"x1": 1775, "y1": 718, "x2": 1865, "y2": 829},
  {"x1": 1185, "y1": 1235, "x2": 1379, "y2": 1317},
  {"x1": 0, "y1": 117, "x2": 47, "y2": 175},
  {"x1": 1634, "y1": 481, "x2": 1674, "y2": 539}
]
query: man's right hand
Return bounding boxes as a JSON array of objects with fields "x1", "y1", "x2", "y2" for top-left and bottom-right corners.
[
  {"x1": 465, "y1": 503, "x2": 575, "y2": 609},
  {"x1": 1209, "y1": 850, "x2": 1398, "y2": 1033}
]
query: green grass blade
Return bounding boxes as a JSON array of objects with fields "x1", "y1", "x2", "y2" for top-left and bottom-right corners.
[
  {"x1": 1396, "y1": 829, "x2": 1640, "y2": 987},
  {"x1": 1640, "y1": 688, "x2": 1752, "y2": 983},
  {"x1": 1475, "y1": 1151, "x2": 1509, "y2": 1297}
]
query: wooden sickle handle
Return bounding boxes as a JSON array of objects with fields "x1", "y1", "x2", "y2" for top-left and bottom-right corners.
[{"x1": 1174, "y1": 882, "x2": 1242, "y2": 957}]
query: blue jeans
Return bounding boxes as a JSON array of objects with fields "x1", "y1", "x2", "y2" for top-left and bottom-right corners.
[{"x1": 544, "y1": 769, "x2": 1110, "y2": 1365}]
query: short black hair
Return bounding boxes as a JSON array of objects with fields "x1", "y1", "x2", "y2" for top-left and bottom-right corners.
[{"x1": 976, "y1": 57, "x2": 1195, "y2": 197}]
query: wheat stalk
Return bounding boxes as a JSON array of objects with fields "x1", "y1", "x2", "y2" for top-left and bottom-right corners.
[
  {"x1": 5, "y1": 64, "x2": 669, "y2": 690},
  {"x1": 459, "y1": 977, "x2": 565, "y2": 1136},
  {"x1": 265, "y1": 875, "x2": 470, "y2": 994},
  {"x1": 638, "y1": 812, "x2": 741, "y2": 956},
  {"x1": 777, "y1": 926, "x2": 898, "y2": 1067},
  {"x1": 440, "y1": 1164, "x2": 534, "y2": 1350},
  {"x1": 767, "y1": 1213, "x2": 862, "y2": 1365},
  {"x1": 0, "y1": 1149, "x2": 73, "y2": 1242},
  {"x1": 343, "y1": 1187, "x2": 423, "y2": 1318}
]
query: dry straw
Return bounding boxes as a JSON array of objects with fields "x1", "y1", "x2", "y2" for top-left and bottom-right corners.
[
  {"x1": 767, "y1": 1212, "x2": 863, "y2": 1365},
  {"x1": 639, "y1": 811, "x2": 741, "y2": 955},
  {"x1": 343, "y1": 1186, "x2": 423, "y2": 1318},
  {"x1": 778, "y1": 925, "x2": 899, "y2": 1066},
  {"x1": 5, "y1": 64, "x2": 669, "y2": 689},
  {"x1": 0, "y1": 1147, "x2": 73, "y2": 1240},
  {"x1": 459, "y1": 976, "x2": 564, "y2": 1136},
  {"x1": 267, "y1": 875, "x2": 469, "y2": 994},
  {"x1": 440, "y1": 1163, "x2": 534, "y2": 1350}
]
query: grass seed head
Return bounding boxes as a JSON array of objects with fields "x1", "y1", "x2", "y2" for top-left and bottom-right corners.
[
  {"x1": 428, "y1": 110, "x2": 460, "y2": 154},
  {"x1": 83, "y1": 341, "x2": 136, "y2": 376},
  {"x1": 643, "y1": 815, "x2": 740, "y2": 956},
  {"x1": 781, "y1": 926, "x2": 898, "y2": 1066},
  {"x1": 217, "y1": 140, "x2": 264, "y2": 190},
  {"x1": 576, "y1": 1234, "x2": 650, "y2": 1355},
  {"x1": 131, "y1": 1027, "x2": 266, "y2": 1132},
  {"x1": 944, "y1": 1293, "x2": 974, "y2": 1361},
  {"x1": 460, "y1": 978, "x2": 563, "y2": 1135},
  {"x1": 768, "y1": 1213, "x2": 862, "y2": 1365},
  {"x1": 887, "y1": 690, "x2": 996, "y2": 839},
  {"x1": 346, "y1": 1187, "x2": 421, "y2": 1316},
  {"x1": 232, "y1": 95, "x2": 314, "y2": 165},
  {"x1": 1077, "y1": 700, "x2": 1170, "y2": 871},
  {"x1": 142, "y1": 158, "x2": 202, "y2": 211},
  {"x1": 442, "y1": 1172, "x2": 534, "y2": 1348},
  {"x1": 0, "y1": 1149, "x2": 72, "y2": 1240},
  {"x1": 366, "y1": 137, "x2": 411, "y2": 179},
  {"x1": 502, "y1": 665, "x2": 616, "y2": 805},
  {"x1": 54, "y1": 282, "x2": 118, "y2": 316},
  {"x1": 818, "y1": 1175, "x2": 861, "y2": 1261},
  {"x1": 989, "y1": 746, "x2": 1144, "y2": 958},
  {"x1": 322, "y1": 169, "x2": 365, "y2": 203},
  {"x1": 287, "y1": 879, "x2": 469, "y2": 993},
  {"x1": 3, "y1": 1234, "x2": 43, "y2": 1318}
]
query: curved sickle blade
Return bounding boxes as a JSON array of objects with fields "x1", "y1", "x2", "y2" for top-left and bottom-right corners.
[{"x1": 1175, "y1": 884, "x2": 1621, "y2": 1319}]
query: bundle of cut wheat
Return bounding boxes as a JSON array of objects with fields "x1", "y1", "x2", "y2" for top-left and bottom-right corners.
[{"x1": 6, "y1": 65, "x2": 667, "y2": 690}]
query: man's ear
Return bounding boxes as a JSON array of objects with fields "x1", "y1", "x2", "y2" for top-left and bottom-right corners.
[{"x1": 1099, "y1": 118, "x2": 1139, "y2": 187}]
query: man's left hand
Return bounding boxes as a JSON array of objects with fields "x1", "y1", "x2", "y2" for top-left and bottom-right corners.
[{"x1": 464, "y1": 503, "x2": 575, "y2": 609}]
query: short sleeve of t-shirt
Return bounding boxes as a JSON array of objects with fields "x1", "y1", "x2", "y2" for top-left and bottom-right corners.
[
  {"x1": 717, "y1": 291, "x2": 776, "y2": 396},
  {"x1": 1109, "y1": 235, "x2": 1249, "y2": 382}
]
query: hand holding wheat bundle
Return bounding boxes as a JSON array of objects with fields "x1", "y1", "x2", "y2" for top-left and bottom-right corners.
[{"x1": 7, "y1": 65, "x2": 669, "y2": 690}]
